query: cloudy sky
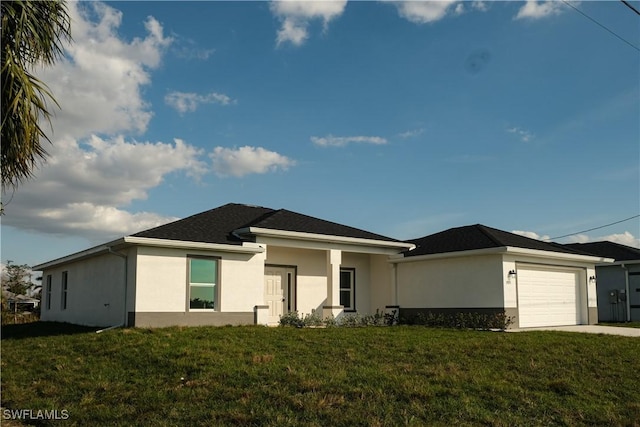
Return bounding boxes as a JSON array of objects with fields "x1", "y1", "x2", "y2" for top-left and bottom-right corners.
[{"x1": 2, "y1": 0, "x2": 639, "y2": 268}]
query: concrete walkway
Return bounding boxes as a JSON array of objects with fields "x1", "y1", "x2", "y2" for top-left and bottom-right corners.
[{"x1": 508, "y1": 325, "x2": 640, "y2": 337}]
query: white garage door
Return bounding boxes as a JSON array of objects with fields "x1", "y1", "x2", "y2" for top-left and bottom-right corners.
[{"x1": 517, "y1": 265, "x2": 582, "y2": 328}]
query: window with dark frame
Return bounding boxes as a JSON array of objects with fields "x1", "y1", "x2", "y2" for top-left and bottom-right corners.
[
  {"x1": 188, "y1": 257, "x2": 217, "y2": 310},
  {"x1": 61, "y1": 271, "x2": 68, "y2": 310},
  {"x1": 340, "y1": 268, "x2": 355, "y2": 311},
  {"x1": 46, "y1": 275, "x2": 52, "y2": 310}
]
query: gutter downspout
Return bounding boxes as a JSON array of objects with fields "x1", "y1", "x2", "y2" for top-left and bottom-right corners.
[
  {"x1": 107, "y1": 247, "x2": 129, "y2": 328},
  {"x1": 622, "y1": 264, "x2": 631, "y2": 322}
]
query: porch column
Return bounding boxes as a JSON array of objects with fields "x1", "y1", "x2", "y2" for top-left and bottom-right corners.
[{"x1": 323, "y1": 249, "x2": 343, "y2": 320}]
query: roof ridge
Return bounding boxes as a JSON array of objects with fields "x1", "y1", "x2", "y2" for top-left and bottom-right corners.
[
  {"x1": 242, "y1": 208, "x2": 278, "y2": 229},
  {"x1": 475, "y1": 224, "x2": 505, "y2": 247}
]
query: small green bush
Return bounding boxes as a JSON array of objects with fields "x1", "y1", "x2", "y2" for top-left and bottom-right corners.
[
  {"x1": 402, "y1": 311, "x2": 514, "y2": 331},
  {"x1": 278, "y1": 311, "x2": 304, "y2": 328},
  {"x1": 303, "y1": 310, "x2": 324, "y2": 327}
]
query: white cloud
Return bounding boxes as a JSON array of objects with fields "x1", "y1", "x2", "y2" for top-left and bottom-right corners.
[
  {"x1": 172, "y1": 36, "x2": 215, "y2": 60},
  {"x1": 567, "y1": 232, "x2": 640, "y2": 249},
  {"x1": 210, "y1": 146, "x2": 295, "y2": 177},
  {"x1": 35, "y1": 2, "x2": 172, "y2": 139},
  {"x1": 270, "y1": 0, "x2": 347, "y2": 46},
  {"x1": 38, "y1": 203, "x2": 180, "y2": 242},
  {"x1": 398, "y1": 128, "x2": 424, "y2": 139},
  {"x1": 165, "y1": 91, "x2": 236, "y2": 114},
  {"x1": 385, "y1": 0, "x2": 460, "y2": 24},
  {"x1": 512, "y1": 230, "x2": 551, "y2": 241},
  {"x1": 507, "y1": 127, "x2": 534, "y2": 142},
  {"x1": 3, "y1": 136, "x2": 206, "y2": 241},
  {"x1": 515, "y1": 229, "x2": 640, "y2": 249},
  {"x1": 1, "y1": 2, "x2": 207, "y2": 242},
  {"x1": 515, "y1": 1, "x2": 566, "y2": 20},
  {"x1": 385, "y1": 1, "x2": 492, "y2": 24},
  {"x1": 311, "y1": 135, "x2": 388, "y2": 147}
]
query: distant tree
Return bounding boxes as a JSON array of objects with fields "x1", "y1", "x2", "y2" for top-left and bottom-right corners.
[
  {"x1": 1, "y1": 0, "x2": 71, "y2": 190},
  {"x1": 2, "y1": 263, "x2": 32, "y2": 296}
]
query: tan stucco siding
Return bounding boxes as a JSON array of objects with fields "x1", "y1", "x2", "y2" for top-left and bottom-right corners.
[
  {"x1": 397, "y1": 254, "x2": 504, "y2": 308},
  {"x1": 134, "y1": 246, "x2": 266, "y2": 314},
  {"x1": 40, "y1": 251, "x2": 130, "y2": 327}
]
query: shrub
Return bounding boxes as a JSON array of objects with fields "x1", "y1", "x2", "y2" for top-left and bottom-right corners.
[
  {"x1": 302, "y1": 310, "x2": 324, "y2": 327},
  {"x1": 403, "y1": 311, "x2": 514, "y2": 331},
  {"x1": 278, "y1": 311, "x2": 304, "y2": 328}
]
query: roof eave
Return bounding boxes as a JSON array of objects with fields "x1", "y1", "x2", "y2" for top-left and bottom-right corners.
[
  {"x1": 392, "y1": 246, "x2": 614, "y2": 264},
  {"x1": 33, "y1": 236, "x2": 265, "y2": 271},
  {"x1": 122, "y1": 236, "x2": 265, "y2": 253},
  {"x1": 32, "y1": 237, "x2": 125, "y2": 270},
  {"x1": 237, "y1": 227, "x2": 415, "y2": 251}
]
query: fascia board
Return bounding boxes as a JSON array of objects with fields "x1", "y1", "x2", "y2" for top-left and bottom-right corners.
[
  {"x1": 391, "y1": 247, "x2": 506, "y2": 263},
  {"x1": 32, "y1": 238, "x2": 124, "y2": 270},
  {"x1": 503, "y1": 246, "x2": 614, "y2": 263},
  {"x1": 33, "y1": 237, "x2": 265, "y2": 270},
  {"x1": 122, "y1": 236, "x2": 265, "y2": 253},
  {"x1": 598, "y1": 260, "x2": 640, "y2": 267},
  {"x1": 237, "y1": 227, "x2": 415, "y2": 251},
  {"x1": 391, "y1": 246, "x2": 614, "y2": 264}
]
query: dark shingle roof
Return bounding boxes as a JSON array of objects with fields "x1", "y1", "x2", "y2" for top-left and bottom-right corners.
[
  {"x1": 247, "y1": 209, "x2": 399, "y2": 242},
  {"x1": 131, "y1": 203, "x2": 274, "y2": 245},
  {"x1": 405, "y1": 224, "x2": 588, "y2": 257},
  {"x1": 131, "y1": 203, "x2": 401, "y2": 245},
  {"x1": 564, "y1": 241, "x2": 640, "y2": 262}
]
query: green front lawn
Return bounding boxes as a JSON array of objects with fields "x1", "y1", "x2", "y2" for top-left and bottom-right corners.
[{"x1": 2, "y1": 323, "x2": 639, "y2": 426}]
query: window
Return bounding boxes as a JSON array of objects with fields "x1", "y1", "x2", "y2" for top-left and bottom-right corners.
[
  {"x1": 340, "y1": 268, "x2": 355, "y2": 311},
  {"x1": 46, "y1": 275, "x2": 52, "y2": 310},
  {"x1": 61, "y1": 271, "x2": 68, "y2": 310},
  {"x1": 188, "y1": 257, "x2": 218, "y2": 310}
]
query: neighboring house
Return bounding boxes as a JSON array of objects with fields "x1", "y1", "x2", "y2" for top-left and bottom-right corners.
[
  {"x1": 33, "y1": 204, "x2": 611, "y2": 329},
  {"x1": 34, "y1": 203, "x2": 413, "y2": 328},
  {"x1": 565, "y1": 241, "x2": 640, "y2": 322},
  {"x1": 3, "y1": 291, "x2": 40, "y2": 311},
  {"x1": 393, "y1": 225, "x2": 611, "y2": 328}
]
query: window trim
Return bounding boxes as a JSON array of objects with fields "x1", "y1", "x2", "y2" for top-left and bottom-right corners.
[
  {"x1": 340, "y1": 268, "x2": 356, "y2": 311},
  {"x1": 46, "y1": 275, "x2": 52, "y2": 310},
  {"x1": 186, "y1": 255, "x2": 220, "y2": 312},
  {"x1": 61, "y1": 271, "x2": 68, "y2": 310}
]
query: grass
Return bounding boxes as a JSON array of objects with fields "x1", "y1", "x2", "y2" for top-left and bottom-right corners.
[{"x1": 2, "y1": 323, "x2": 639, "y2": 426}]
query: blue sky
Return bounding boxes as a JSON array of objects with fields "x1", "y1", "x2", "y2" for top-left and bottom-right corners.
[{"x1": 2, "y1": 0, "x2": 639, "y2": 269}]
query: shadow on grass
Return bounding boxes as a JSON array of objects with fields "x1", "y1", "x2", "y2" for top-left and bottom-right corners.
[{"x1": 1, "y1": 321, "x2": 100, "y2": 340}]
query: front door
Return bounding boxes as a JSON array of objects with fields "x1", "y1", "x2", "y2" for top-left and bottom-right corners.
[{"x1": 264, "y1": 267, "x2": 295, "y2": 325}]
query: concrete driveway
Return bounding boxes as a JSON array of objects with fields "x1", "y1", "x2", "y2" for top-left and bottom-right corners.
[{"x1": 508, "y1": 325, "x2": 640, "y2": 337}]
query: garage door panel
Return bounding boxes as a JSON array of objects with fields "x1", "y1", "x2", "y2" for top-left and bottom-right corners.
[{"x1": 518, "y1": 267, "x2": 581, "y2": 328}]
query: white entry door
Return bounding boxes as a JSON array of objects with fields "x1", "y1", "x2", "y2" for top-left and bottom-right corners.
[{"x1": 264, "y1": 267, "x2": 295, "y2": 325}]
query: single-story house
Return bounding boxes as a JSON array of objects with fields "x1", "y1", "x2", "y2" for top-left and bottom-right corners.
[
  {"x1": 35, "y1": 203, "x2": 414, "y2": 328},
  {"x1": 3, "y1": 291, "x2": 40, "y2": 311},
  {"x1": 565, "y1": 241, "x2": 640, "y2": 322},
  {"x1": 394, "y1": 225, "x2": 610, "y2": 328},
  {"x1": 34, "y1": 203, "x2": 611, "y2": 329}
]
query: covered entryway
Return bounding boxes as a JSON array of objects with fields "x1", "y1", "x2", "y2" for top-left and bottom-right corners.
[
  {"x1": 517, "y1": 265, "x2": 585, "y2": 328},
  {"x1": 264, "y1": 266, "x2": 296, "y2": 325}
]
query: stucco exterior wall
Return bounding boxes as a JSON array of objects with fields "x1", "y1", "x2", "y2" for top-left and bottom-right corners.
[
  {"x1": 264, "y1": 247, "x2": 392, "y2": 317},
  {"x1": 369, "y1": 254, "x2": 394, "y2": 314},
  {"x1": 134, "y1": 246, "x2": 266, "y2": 314},
  {"x1": 40, "y1": 251, "x2": 131, "y2": 327},
  {"x1": 396, "y1": 254, "x2": 504, "y2": 309}
]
